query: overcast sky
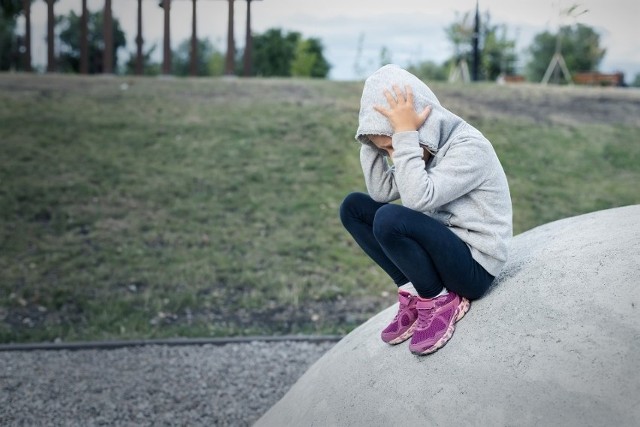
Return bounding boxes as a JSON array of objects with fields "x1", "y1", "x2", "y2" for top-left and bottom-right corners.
[{"x1": 22, "y1": 0, "x2": 640, "y2": 81}]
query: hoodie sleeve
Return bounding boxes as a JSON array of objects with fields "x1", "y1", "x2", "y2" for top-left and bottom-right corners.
[
  {"x1": 360, "y1": 144, "x2": 400, "y2": 203},
  {"x1": 391, "y1": 131, "x2": 490, "y2": 211}
]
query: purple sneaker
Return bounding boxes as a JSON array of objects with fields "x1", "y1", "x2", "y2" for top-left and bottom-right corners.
[
  {"x1": 381, "y1": 290, "x2": 419, "y2": 345},
  {"x1": 409, "y1": 292, "x2": 470, "y2": 355}
]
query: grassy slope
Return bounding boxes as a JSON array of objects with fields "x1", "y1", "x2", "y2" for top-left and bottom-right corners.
[{"x1": 1, "y1": 75, "x2": 639, "y2": 342}]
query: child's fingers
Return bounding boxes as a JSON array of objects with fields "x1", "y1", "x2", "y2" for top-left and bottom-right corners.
[
  {"x1": 418, "y1": 105, "x2": 432, "y2": 123},
  {"x1": 405, "y1": 85, "x2": 414, "y2": 105},
  {"x1": 373, "y1": 104, "x2": 391, "y2": 117},
  {"x1": 383, "y1": 89, "x2": 396, "y2": 106},
  {"x1": 392, "y1": 85, "x2": 405, "y2": 103}
]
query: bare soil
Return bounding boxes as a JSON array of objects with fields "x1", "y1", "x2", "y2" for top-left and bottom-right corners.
[{"x1": 439, "y1": 83, "x2": 640, "y2": 126}]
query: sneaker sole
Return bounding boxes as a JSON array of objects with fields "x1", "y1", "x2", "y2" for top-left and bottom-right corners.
[
  {"x1": 455, "y1": 297, "x2": 470, "y2": 322},
  {"x1": 386, "y1": 320, "x2": 418, "y2": 345},
  {"x1": 411, "y1": 298, "x2": 471, "y2": 356}
]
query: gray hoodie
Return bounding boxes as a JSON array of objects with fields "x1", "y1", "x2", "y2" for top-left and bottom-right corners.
[{"x1": 355, "y1": 65, "x2": 512, "y2": 277}]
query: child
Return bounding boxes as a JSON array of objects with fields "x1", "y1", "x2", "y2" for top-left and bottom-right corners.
[{"x1": 340, "y1": 65, "x2": 512, "y2": 355}]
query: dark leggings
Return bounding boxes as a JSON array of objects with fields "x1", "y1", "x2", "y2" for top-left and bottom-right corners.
[{"x1": 339, "y1": 192, "x2": 494, "y2": 299}]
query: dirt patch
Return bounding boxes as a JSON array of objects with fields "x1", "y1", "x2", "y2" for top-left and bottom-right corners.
[
  {"x1": 203, "y1": 294, "x2": 390, "y2": 335},
  {"x1": 441, "y1": 84, "x2": 640, "y2": 126}
]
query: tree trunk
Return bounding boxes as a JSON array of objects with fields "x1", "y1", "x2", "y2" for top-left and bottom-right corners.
[
  {"x1": 22, "y1": 0, "x2": 31, "y2": 71},
  {"x1": 80, "y1": 0, "x2": 88, "y2": 74},
  {"x1": 243, "y1": 0, "x2": 252, "y2": 76},
  {"x1": 190, "y1": 0, "x2": 197, "y2": 76},
  {"x1": 46, "y1": 0, "x2": 55, "y2": 72},
  {"x1": 224, "y1": 0, "x2": 235, "y2": 75},
  {"x1": 163, "y1": 0, "x2": 171, "y2": 75},
  {"x1": 136, "y1": 0, "x2": 143, "y2": 75},
  {"x1": 103, "y1": 0, "x2": 113, "y2": 74}
]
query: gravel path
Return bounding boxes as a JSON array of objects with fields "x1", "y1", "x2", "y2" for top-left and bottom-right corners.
[{"x1": 0, "y1": 341, "x2": 335, "y2": 426}]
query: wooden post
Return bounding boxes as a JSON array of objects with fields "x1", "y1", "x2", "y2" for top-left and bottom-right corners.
[
  {"x1": 224, "y1": 0, "x2": 235, "y2": 75},
  {"x1": 190, "y1": 0, "x2": 198, "y2": 76},
  {"x1": 103, "y1": 0, "x2": 113, "y2": 74},
  {"x1": 243, "y1": 0, "x2": 252, "y2": 76},
  {"x1": 46, "y1": 0, "x2": 55, "y2": 72},
  {"x1": 136, "y1": 0, "x2": 143, "y2": 75},
  {"x1": 80, "y1": 0, "x2": 88, "y2": 74},
  {"x1": 163, "y1": 0, "x2": 172, "y2": 74},
  {"x1": 471, "y1": 0, "x2": 480, "y2": 82},
  {"x1": 22, "y1": 0, "x2": 31, "y2": 71}
]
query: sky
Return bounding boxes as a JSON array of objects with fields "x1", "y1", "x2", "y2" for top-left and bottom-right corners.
[{"x1": 21, "y1": 0, "x2": 640, "y2": 81}]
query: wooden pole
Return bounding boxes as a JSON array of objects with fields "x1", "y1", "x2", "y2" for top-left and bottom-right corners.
[
  {"x1": 243, "y1": 0, "x2": 252, "y2": 76},
  {"x1": 224, "y1": 0, "x2": 235, "y2": 75},
  {"x1": 80, "y1": 0, "x2": 88, "y2": 74},
  {"x1": 22, "y1": 0, "x2": 32, "y2": 71},
  {"x1": 46, "y1": 0, "x2": 55, "y2": 72},
  {"x1": 103, "y1": 0, "x2": 113, "y2": 74},
  {"x1": 136, "y1": 0, "x2": 143, "y2": 75},
  {"x1": 190, "y1": 0, "x2": 198, "y2": 76},
  {"x1": 163, "y1": 0, "x2": 172, "y2": 74},
  {"x1": 472, "y1": 0, "x2": 480, "y2": 81}
]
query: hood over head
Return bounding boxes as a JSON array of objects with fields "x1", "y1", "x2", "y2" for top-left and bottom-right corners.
[{"x1": 355, "y1": 64, "x2": 465, "y2": 154}]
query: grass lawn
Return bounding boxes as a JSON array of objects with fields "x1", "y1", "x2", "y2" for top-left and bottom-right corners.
[{"x1": 1, "y1": 74, "x2": 639, "y2": 343}]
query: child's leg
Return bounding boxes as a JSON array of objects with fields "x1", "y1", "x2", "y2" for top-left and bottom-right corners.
[
  {"x1": 372, "y1": 203, "x2": 494, "y2": 300},
  {"x1": 339, "y1": 192, "x2": 409, "y2": 286}
]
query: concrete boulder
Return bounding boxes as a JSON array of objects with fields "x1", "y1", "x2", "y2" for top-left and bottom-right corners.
[{"x1": 257, "y1": 205, "x2": 640, "y2": 426}]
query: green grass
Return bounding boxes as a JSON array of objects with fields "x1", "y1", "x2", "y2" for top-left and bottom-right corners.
[{"x1": 1, "y1": 75, "x2": 639, "y2": 343}]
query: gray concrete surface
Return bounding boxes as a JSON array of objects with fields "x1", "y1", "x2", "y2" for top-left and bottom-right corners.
[{"x1": 257, "y1": 205, "x2": 640, "y2": 427}]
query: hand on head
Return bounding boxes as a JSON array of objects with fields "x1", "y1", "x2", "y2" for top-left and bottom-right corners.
[{"x1": 373, "y1": 85, "x2": 432, "y2": 133}]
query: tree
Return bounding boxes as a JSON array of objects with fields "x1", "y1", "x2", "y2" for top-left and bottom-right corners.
[
  {"x1": 632, "y1": 73, "x2": 640, "y2": 88},
  {"x1": 444, "y1": 10, "x2": 475, "y2": 62},
  {"x1": 124, "y1": 44, "x2": 160, "y2": 76},
  {"x1": 208, "y1": 48, "x2": 225, "y2": 76},
  {"x1": 444, "y1": 9, "x2": 518, "y2": 81},
  {"x1": 406, "y1": 60, "x2": 448, "y2": 82},
  {"x1": 379, "y1": 46, "x2": 392, "y2": 68},
  {"x1": 252, "y1": 28, "x2": 299, "y2": 76},
  {"x1": 290, "y1": 39, "x2": 314, "y2": 77},
  {"x1": 0, "y1": 0, "x2": 26, "y2": 70},
  {"x1": 352, "y1": 32, "x2": 366, "y2": 80},
  {"x1": 526, "y1": 24, "x2": 605, "y2": 82},
  {"x1": 171, "y1": 37, "x2": 222, "y2": 76},
  {"x1": 291, "y1": 37, "x2": 330, "y2": 78},
  {"x1": 252, "y1": 28, "x2": 330, "y2": 78},
  {"x1": 56, "y1": 9, "x2": 126, "y2": 74},
  {"x1": 482, "y1": 24, "x2": 517, "y2": 80}
]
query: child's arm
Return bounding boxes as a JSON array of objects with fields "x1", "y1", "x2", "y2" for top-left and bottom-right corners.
[
  {"x1": 360, "y1": 144, "x2": 400, "y2": 203},
  {"x1": 373, "y1": 84, "x2": 489, "y2": 211},
  {"x1": 392, "y1": 131, "x2": 491, "y2": 211}
]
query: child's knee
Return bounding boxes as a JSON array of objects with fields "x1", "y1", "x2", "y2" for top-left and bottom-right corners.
[
  {"x1": 372, "y1": 204, "x2": 403, "y2": 238},
  {"x1": 339, "y1": 192, "x2": 369, "y2": 223}
]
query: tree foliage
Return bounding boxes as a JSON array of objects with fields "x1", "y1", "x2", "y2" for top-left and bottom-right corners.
[
  {"x1": 0, "y1": 9, "x2": 16, "y2": 70},
  {"x1": 291, "y1": 37, "x2": 330, "y2": 77},
  {"x1": 171, "y1": 37, "x2": 223, "y2": 77},
  {"x1": 124, "y1": 44, "x2": 160, "y2": 76},
  {"x1": 406, "y1": 60, "x2": 448, "y2": 82},
  {"x1": 482, "y1": 24, "x2": 517, "y2": 80},
  {"x1": 526, "y1": 24, "x2": 606, "y2": 82},
  {"x1": 443, "y1": 9, "x2": 517, "y2": 80},
  {"x1": 253, "y1": 28, "x2": 298, "y2": 76},
  {"x1": 0, "y1": 0, "x2": 30, "y2": 70},
  {"x1": 253, "y1": 28, "x2": 330, "y2": 78},
  {"x1": 444, "y1": 10, "x2": 476, "y2": 60},
  {"x1": 56, "y1": 9, "x2": 126, "y2": 74},
  {"x1": 0, "y1": 0, "x2": 24, "y2": 18}
]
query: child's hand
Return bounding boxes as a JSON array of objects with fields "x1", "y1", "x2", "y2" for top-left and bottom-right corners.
[{"x1": 374, "y1": 85, "x2": 432, "y2": 133}]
